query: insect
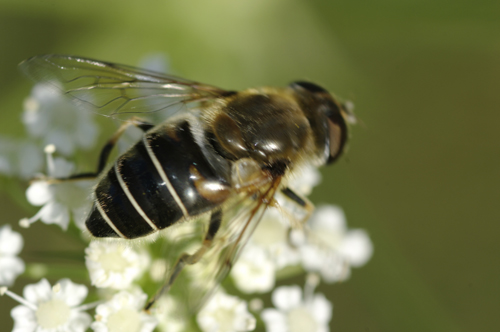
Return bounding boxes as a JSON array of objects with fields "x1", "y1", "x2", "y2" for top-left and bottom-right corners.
[{"x1": 20, "y1": 54, "x2": 351, "y2": 311}]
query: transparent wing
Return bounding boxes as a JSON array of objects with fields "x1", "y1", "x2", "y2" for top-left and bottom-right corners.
[
  {"x1": 184, "y1": 178, "x2": 282, "y2": 312},
  {"x1": 19, "y1": 54, "x2": 232, "y2": 120}
]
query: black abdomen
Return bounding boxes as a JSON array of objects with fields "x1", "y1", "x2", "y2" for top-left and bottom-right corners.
[{"x1": 86, "y1": 119, "x2": 231, "y2": 239}]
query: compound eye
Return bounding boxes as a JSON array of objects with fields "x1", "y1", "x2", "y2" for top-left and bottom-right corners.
[
  {"x1": 326, "y1": 108, "x2": 348, "y2": 164},
  {"x1": 290, "y1": 81, "x2": 328, "y2": 94}
]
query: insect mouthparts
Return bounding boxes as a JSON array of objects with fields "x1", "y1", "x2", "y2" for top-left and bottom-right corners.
[{"x1": 263, "y1": 159, "x2": 290, "y2": 177}]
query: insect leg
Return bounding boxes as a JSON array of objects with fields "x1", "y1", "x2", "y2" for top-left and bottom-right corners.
[
  {"x1": 50, "y1": 117, "x2": 154, "y2": 182},
  {"x1": 280, "y1": 187, "x2": 315, "y2": 227},
  {"x1": 144, "y1": 208, "x2": 223, "y2": 311}
]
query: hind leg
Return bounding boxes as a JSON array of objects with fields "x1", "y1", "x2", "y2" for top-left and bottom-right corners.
[
  {"x1": 144, "y1": 209, "x2": 223, "y2": 311},
  {"x1": 47, "y1": 117, "x2": 153, "y2": 183}
]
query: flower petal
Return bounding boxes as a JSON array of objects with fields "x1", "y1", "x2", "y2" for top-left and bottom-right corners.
[
  {"x1": 17, "y1": 142, "x2": 44, "y2": 179},
  {"x1": 68, "y1": 311, "x2": 92, "y2": 332},
  {"x1": 309, "y1": 293, "x2": 333, "y2": 324},
  {"x1": 261, "y1": 309, "x2": 287, "y2": 332},
  {"x1": 197, "y1": 291, "x2": 255, "y2": 332},
  {"x1": 0, "y1": 224, "x2": 24, "y2": 255},
  {"x1": 319, "y1": 253, "x2": 350, "y2": 283},
  {"x1": 309, "y1": 205, "x2": 346, "y2": 233},
  {"x1": 23, "y1": 278, "x2": 52, "y2": 304},
  {"x1": 85, "y1": 242, "x2": 149, "y2": 290},
  {"x1": 287, "y1": 164, "x2": 322, "y2": 196},
  {"x1": 45, "y1": 130, "x2": 75, "y2": 156},
  {"x1": 75, "y1": 112, "x2": 99, "y2": 149},
  {"x1": 92, "y1": 289, "x2": 157, "y2": 332},
  {"x1": 39, "y1": 201, "x2": 70, "y2": 230},
  {"x1": 11, "y1": 305, "x2": 37, "y2": 332},
  {"x1": 339, "y1": 229, "x2": 373, "y2": 267},
  {"x1": 56, "y1": 278, "x2": 88, "y2": 307},
  {"x1": 51, "y1": 156, "x2": 75, "y2": 178},
  {"x1": 231, "y1": 245, "x2": 275, "y2": 293},
  {"x1": 0, "y1": 256, "x2": 25, "y2": 286},
  {"x1": 26, "y1": 181, "x2": 53, "y2": 206},
  {"x1": 299, "y1": 244, "x2": 325, "y2": 271},
  {"x1": 272, "y1": 285, "x2": 302, "y2": 311}
]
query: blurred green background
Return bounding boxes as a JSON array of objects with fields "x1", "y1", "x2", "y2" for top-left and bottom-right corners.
[{"x1": 1, "y1": 0, "x2": 499, "y2": 331}]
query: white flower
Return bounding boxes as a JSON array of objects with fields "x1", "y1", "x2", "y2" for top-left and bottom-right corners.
[
  {"x1": 19, "y1": 145, "x2": 94, "y2": 231},
  {"x1": 261, "y1": 284, "x2": 332, "y2": 332},
  {"x1": 231, "y1": 245, "x2": 275, "y2": 293},
  {"x1": 297, "y1": 205, "x2": 373, "y2": 283},
  {"x1": 2, "y1": 278, "x2": 91, "y2": 332},
  {"x1": 0, "y1": 224, "x2": 25, "y2": 286},
  {"x1": 0, "y1": 138, "x2": 44, "y2": 179},
  {"x1": 85, "y1": 241, "x2": 149, "y2": 290},
  {"x1": 91, "y1": 288, "x2": 157, "y2": 332},
  {"x1": 287, "y1": 164, "x2": 322, "y2": 197},
  {"x1": 22, "y1": 83, "x2": 99, "y2": 156},
  {"x1": 148, "y1": 258, "x2": 168, "y2": 283},
  {"x1": 197, "y1": 290, "x2": 256, "y2": 332},
  {"x1": 230, "y1": 207, "x2": 303, "y2": 294},
  {"x1": 251, "y1": 208, "x2": 300, "y2": 269},
  {"x1": 154, "y1": 296, "x2": 186, "y2": 332}
]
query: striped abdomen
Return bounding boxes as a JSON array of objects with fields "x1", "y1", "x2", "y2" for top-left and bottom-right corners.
[{"x1": 85, "y1": 119, "x2": 232, "y2": 239}]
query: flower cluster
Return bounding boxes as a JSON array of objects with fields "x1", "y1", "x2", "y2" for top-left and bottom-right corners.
[
  {"x1": 229, "y1": 166, "x2": 373, "y2": 295},
  {"x1": 261, "y1": 277, "x2": 332, "y2": 332},
  {"x1": 22, "y1": 83, "x2": 99, "y2": 156},
  {"x1": 0, "y1": 80, "x2": 99, "y2": 180},
  {"x1": 2, "y1": 278, "x2": 92, "y2": 332},
  {"x1": 85, "y1": 241, "x2": 150, "y2": 290},
  {"x1": 294, "y1": 205, "x2": 373, "y2": 283},
  {"x1": 19, "y1": 145, "x2": 94, "y2": 231},
  {"x1": 1, "y1": 279, "x2": 158, "y2": 332},
  {"x1": 0, "y1": 54, "x2": 374, "y2": 332},
  {"x1": 92, "y1": 288, "x2": 157, "y2": 332}
]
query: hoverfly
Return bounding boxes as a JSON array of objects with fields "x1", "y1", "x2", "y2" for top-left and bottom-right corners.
[{"x1": 20, "y1": 54, "x2": 351, "y2": 311}]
